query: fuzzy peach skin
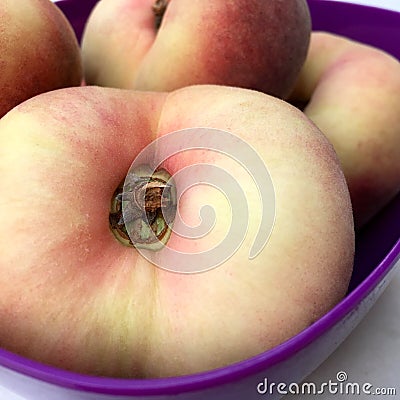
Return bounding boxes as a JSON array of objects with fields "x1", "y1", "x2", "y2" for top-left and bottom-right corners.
[
  {"x1": 289, "y1": 32, "x2": 400, "y2": 228},
  {"x1": 81, "y1": 0, "x2": 311, "y2": 99},
  {"x1": 0, "y1": 85, "x2": 354, "y2": 378},
  {"x1": 0, "y1": 0, "x2": 82, "y2": 119}
]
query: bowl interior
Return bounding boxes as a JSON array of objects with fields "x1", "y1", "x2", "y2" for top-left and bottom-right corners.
[{"x1": 0, "y1": 0, "x2": 399, "y2": 396}]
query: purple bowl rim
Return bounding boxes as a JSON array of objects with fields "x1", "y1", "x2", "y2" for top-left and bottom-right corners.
[
  {"x1": 0, "y1": 0, "x2": 399, "y2": 396},
  {"x1": 1, "y1": 238, "x2": 398, "y2": 395}
]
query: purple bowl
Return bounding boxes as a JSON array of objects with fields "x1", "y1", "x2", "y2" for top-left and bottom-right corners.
[{"x1": 0, "y1": 1, "x2": 399, "y2": 399}]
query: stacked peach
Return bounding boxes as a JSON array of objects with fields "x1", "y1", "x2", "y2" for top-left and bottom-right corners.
[
  {"x1": 0, "y1": 0, "x2": 398, "y2": 379},
  {"x1": 0, "y1": 0, "x2": 82, "y2": 118}
]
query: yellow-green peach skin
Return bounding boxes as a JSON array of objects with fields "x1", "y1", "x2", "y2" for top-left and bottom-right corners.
[{"x1": 0, "y1": 84, "x2": 354, "y2": 378}]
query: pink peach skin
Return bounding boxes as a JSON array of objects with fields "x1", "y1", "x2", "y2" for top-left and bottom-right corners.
[
  {"x1": 81, "y1": 0, "x2": 311, "y2": 98},
  {"x1": 0, "y1": 0, "x2": 82, "y2": 118},
  {"x1": 0, "y1": 84, "x2": 354, "y2": 378},
  {"x1": 290, "y1": 32, "x2": 400, "y2": 228}
]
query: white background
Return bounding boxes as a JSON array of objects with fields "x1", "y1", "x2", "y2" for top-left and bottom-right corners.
[
  {"x1": 321, "y1": 0, "x2": 400, "y2": 12},
  {"x1": 2, "y1": 1, "x2": 400, "y2": 399}
]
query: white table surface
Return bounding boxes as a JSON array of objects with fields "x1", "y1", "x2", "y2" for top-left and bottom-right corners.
[{"x1": 2, "y1": 1, "x2": 400, "y2": 399}]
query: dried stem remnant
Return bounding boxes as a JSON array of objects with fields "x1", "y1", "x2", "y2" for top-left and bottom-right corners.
[{"x1": 109, "y1": 167, "x2": 176, "y2": 250}]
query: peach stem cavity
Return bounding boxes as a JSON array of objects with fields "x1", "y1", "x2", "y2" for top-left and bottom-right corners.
[{"x1": 152, "y1": 0, "x2": 169, "y2": 30}]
